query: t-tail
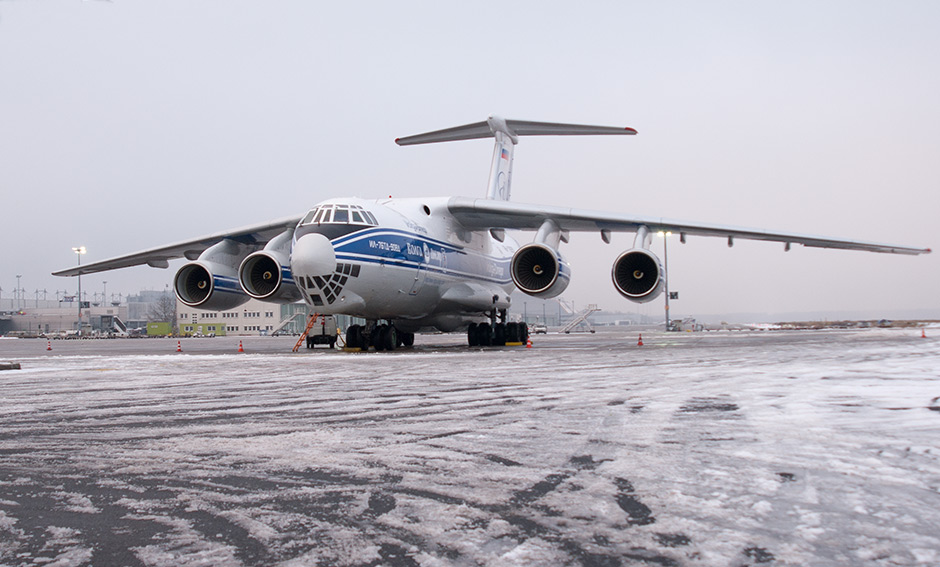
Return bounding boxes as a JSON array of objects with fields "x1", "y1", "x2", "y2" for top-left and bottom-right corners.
[{"x1": 395, "y1": 115, "x2": 636, "y2": 201}]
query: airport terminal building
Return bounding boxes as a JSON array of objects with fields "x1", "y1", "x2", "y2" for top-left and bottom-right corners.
[{"x1": 1, "y1": 293, "x2": 321, "y2": 338}]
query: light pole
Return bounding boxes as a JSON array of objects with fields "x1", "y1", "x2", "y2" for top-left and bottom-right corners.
[
  {"x1": 658, "y1": 232, "x2": 671, "y2": 332},
  {"x1": 16, "y1": 275, "x2": 22, "y2": 310},
  {"x1": 103, "y1": 281, "x2": 107, "y2": 306},
  {"x1": 72, "y1": 247, "x2": 86, "y2": 333}
]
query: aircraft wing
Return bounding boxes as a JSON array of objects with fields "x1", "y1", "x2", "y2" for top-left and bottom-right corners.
[
  {"x1": 447, "y1": 197, "x2": 931, "y2": 255},
  {"x1": 53, "y1": 215, "x2": 302, "y2": 277}
]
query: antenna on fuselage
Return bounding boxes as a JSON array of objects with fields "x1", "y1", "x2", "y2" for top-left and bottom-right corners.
[{"x1": 395, "y1": 115, "x2": 636, "y2": 202}]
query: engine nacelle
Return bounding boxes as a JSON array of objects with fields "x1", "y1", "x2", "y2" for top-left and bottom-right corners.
[
  {"x1": 174, "y1": 240, "x2": 254, "y2": 311},
  {"x1": 238, "y1": 251, "x2": 302, "y2": 304},
  {"x1": 612, "y1": 249, "x2": 665, "y2": 303},
  {"x1": 175, "y1": 261, "x2": 251, "y2": 311},
  {"x1": 510, "y1": 243, "x2": 570, "y2": 298}
]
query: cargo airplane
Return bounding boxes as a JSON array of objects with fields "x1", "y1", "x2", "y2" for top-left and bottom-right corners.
[{"x1": 54, "y1": 116, "x2": 931, "y2": 350}]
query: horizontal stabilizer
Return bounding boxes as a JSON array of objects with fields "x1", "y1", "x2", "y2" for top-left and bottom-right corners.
[{"x1": 395, "y1": 116, "x2": 636, "y2": 146}]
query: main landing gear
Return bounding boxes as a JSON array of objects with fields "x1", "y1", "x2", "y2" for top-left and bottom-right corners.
[
  {"x1": 467, "y1": 309, "x2": 528, "y2": 347},
  {"x1": 344, "y1": 322, "x2": 414, "y2": 352}
]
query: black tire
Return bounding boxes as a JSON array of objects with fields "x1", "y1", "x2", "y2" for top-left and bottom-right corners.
[
  {"x1": 520, "y1": 324, "x2": 529, "y2": 343},
  {"x1": 383, "y1": 325, "x2": 398, "y2": 351},
  {"x1": 373, "y1": 325, "x2": 386, "y2": 351},
  {"x1": 493, "y1": 323, "x2": 506, "y2": 346},
  {"x1": 506, "y1": 322, "x2": 520, "y2": 343},
  {"x1": 346, "y1": 325, "x2": 360, "y2": 349},
  {"x1": 468, "y1": 323, "x2": 479, "y2": 347},
  {"x1": 306, "y1": 336, "x2": 314, "y2": 349},
  {"x1": 329, "y1": 337, "x2": 336, "y2": 349},
  {"x1": 402, "y1": 332, "x2": 415, "y2": 347},
  {"x1": 358, "y1": 326, "x2": 369, "y2": 351},
  {"x1": 478, "y1": 323, "x2": 493, "y2": 346}
]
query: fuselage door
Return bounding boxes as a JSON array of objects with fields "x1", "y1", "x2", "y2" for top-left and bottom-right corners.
[{"x1": 409, "y1": 241, "x2": 430, "y2": 295}]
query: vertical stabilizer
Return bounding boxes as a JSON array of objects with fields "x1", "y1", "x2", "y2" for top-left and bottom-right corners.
[
  {"x1": 485, "y1": 116, "x2": 516, "y2": 201},
  {"x1": 395, "y1": 115, "x2": 636, "y2": 202}
]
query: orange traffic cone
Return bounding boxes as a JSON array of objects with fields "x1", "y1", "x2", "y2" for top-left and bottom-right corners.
[
  {"x1": 637, "y1": 334, "x2": 644, "y2": 346},
  {"x1": 238, "y1": 341, "x2": 244, "y2": 353},
  {"x1": 176, "y1": 340, "x2": 182, "y2": 353},
  {"x1": 526, "y1": 337, "x2": 533, "y2": 349},
  {"x1": 923, "y1": 328, "x2": 928, "y2": 338},
  {"x1": 46, "y1": 340, "x2": 52, "y2": 351}
]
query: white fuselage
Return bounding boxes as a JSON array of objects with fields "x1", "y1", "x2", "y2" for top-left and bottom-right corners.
[{"x1": 288, "y1": 197, "x2": 517, "y2": 332}]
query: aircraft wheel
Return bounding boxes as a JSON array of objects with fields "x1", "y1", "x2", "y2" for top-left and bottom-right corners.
[
  {"x1": 346, "y1": 325, "x2": 360, "y2": 349},
  {"x1": 493, "y1": 323, "x2": 506, "y2": 346},
  {"x1": 506, "y1": 322, "x2": 519, "y2": 343},
  {"x1": 373, "y1": 325, "x2": 386, "y2": 351},
  {"x1": 358, "y1": 326, "x2": 370, "y2": 351},
  {"x1": 402, "y1": 332, "x2": 415, "y2": 347},
  {"x1": 520, "y1": 324, "x2": 529, "y2": 343},
  {"x1": 468, "y1": 323, "x2": 479, "y2": 347},
  {"x1": 478, "y1": 323, "x2": 493, "y2": 346},
  {"x1": 383, "y1": 325, "x2": 398, "y2": 351}
]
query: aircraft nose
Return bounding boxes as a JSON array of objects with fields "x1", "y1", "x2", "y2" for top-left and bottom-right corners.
[{"x1": 291, "y1": 233, "x2": 336, "y2": 277}]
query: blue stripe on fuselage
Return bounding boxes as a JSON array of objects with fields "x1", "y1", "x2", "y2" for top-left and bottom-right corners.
[{"x1": 331, "y1": 228, "x2": 512, "y2": 285}]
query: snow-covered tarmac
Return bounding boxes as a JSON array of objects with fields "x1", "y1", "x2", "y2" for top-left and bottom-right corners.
[{"x1": 0, "y1": 328, "x2": 938, "y2": 566}]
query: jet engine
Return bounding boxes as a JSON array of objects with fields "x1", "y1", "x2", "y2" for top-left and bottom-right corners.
[
  {"x1": 611, "y1": 248, "x2": 664, "y2": 303},
  {"x1": 238, "y1": 230, "x2": 301, "y2": 304},
  {"x1": 174, "y1": 240, "x2": 254, "y2": 311},
  {"x1": 510, "y1": 243, "x2": 570, "y2": 298}
]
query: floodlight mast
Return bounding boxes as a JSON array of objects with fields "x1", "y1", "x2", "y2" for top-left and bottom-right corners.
[
  {"x1": 658, "y1": 232, "x2": 672, "y2": 331},
  {"x1": 72, "y1": 247, "x2": 86, "y2": 334}
]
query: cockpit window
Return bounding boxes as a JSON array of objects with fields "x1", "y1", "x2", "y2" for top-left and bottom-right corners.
[
  {"x1": 301, "y1": 209, "x2": 318, "y2": 224},
  {"x1": 301, "y1": 204, "x2": 377, "y2": 226}
]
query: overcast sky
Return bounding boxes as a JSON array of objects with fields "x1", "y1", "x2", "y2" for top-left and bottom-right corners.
[{"x1": 1, "y1": 1, "x2": 937, "y2": 319}]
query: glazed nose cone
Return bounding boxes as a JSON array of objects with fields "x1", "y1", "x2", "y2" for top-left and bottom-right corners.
[{"x1": 291, "y1": 233, "x2": 336, "y2": 278}]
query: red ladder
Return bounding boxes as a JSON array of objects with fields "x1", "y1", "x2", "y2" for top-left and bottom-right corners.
[{"x1": 292, "y1": 313, "x2": 321, "y2": 352}]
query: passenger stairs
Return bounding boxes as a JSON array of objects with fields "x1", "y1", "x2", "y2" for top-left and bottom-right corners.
[
  {"x1": 562, "y1": 304, "x2": 599, "y2": 334},
  {"x1": 272, "y1": 312, "x2": 305, "y2": 336},
  {"x1": 113, "y1": 316, "x2": 127, "y2": 335}
]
